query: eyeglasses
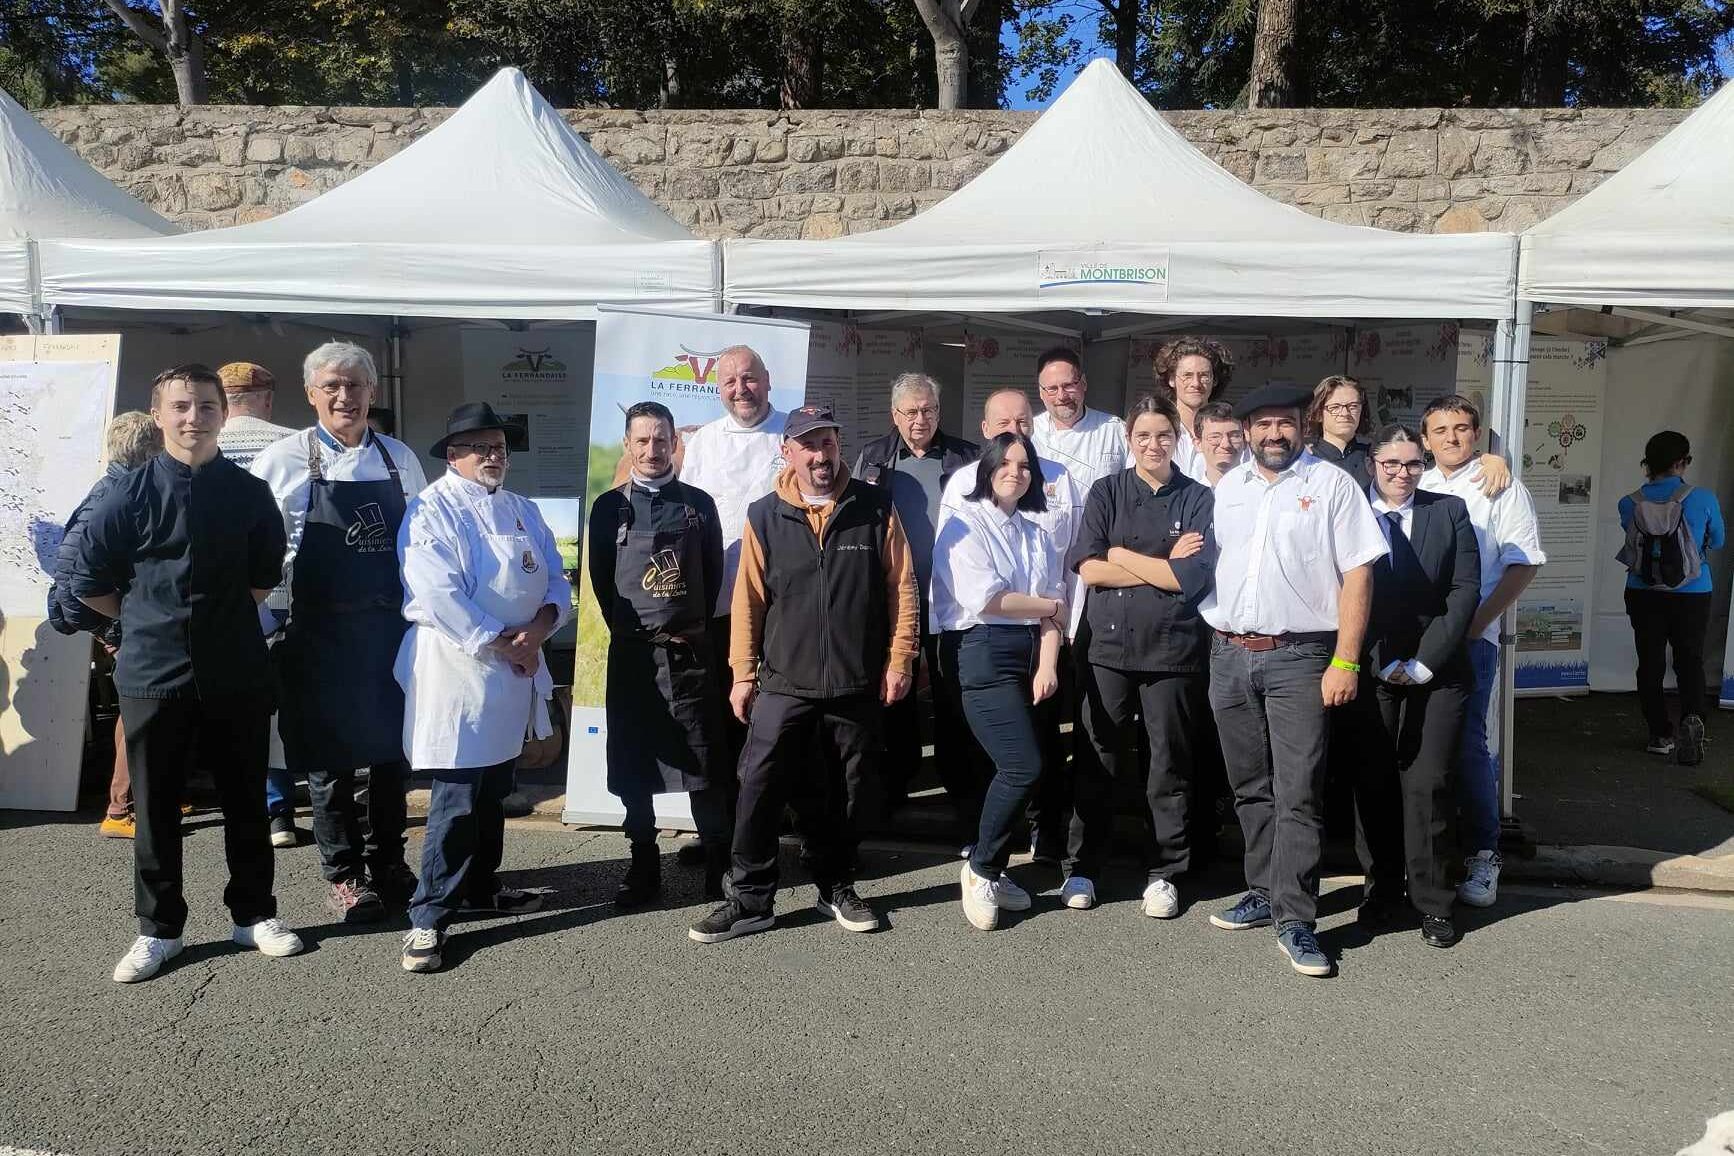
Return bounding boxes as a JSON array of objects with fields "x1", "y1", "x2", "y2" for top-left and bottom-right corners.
[
  {"x1": 1374, "y1": 458, "x2": 1425, "y2": 475},
  {"x1": 895, "y1": 405, "x2": 938, "y2": 421},
  {"x1": 1038, "y1": 381, "x2": 1083, "y2": 395},
  {"x1": 312, "y1": 381, "x2": 371, "y2": 397},
  {"x1": 1323, "y1": 402, "x2": 1364, "y2": 416},
  {"x1": 1132, "y1": 433, "x2": 1176, "y2": 447},
  {"x1": 1201, "y1": 432, "x2": 1245, "y2": 447},
  {"x1": 450, "y1": 442, "x2": 510, "y2": 461}
]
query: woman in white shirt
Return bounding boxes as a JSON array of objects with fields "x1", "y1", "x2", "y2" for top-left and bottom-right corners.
[{"x1": 930, "y1": 433, "x2": 1065, "y2": 931}]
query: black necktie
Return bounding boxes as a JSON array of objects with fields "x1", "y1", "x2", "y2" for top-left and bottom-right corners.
[{"x1": 1384, "y1": 510, "x2": 1423, "y2": 584}]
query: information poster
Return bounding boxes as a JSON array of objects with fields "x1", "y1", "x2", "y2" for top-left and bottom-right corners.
[
  {"x1": 1351, "y1": 323, "x2": 1466, "y2": 430},
  {"x1": 855, "y1": 327, "x2": 921, "y2": 453},
  {"x1": 1512, "y1": 337, "x2": 1607, "y2": 694},
  {"x1": 460, "y1": 327, "x2": 594, "y2": 498},
  {"x1": 0, "y1": 334, "x2": 119, "y2": 811},
  {"x1": 804, "y1": 320, "x2": 861, "y2": 450},
  {"x1": 564, "y1": 307, "x2": 811, "y2": 829},
  {"x1": 963, "y1": 331, "x2": 1057, "y2": 422}
]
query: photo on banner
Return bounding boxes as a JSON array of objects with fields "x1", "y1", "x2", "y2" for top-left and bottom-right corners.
[{"x1": 563, "y1": 306, "x2": 811, "y2": 829}]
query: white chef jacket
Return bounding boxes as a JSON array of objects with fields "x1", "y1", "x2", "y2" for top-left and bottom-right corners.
[
  {"x1": 938, "y1": 453, "x2": 1086, "y2": 637},
  {"x1": 930, "y1": 495, "x2": 1065, "y2": 633},
  {"x1": 394, "y1": 470, "x2": 573, "y2": 770},
  {"x1": 1420, "y1": 463, "x2": 1547, "y2": 645},
  {"x1": 1201, "y1": 451, "x2": 1389, "y2": 636},
  {"x1": 1172, "y1": 424, "x2": 1208, "y2": 484},
  {"x1": 1032, "y1": 407, "x2": 1129, "y2": 498},
  {"x1": 250, "y1": 424, "x2": 428, "y2": 616},
  {"x1": 1369, "y1": 488, "x2": 1432, "y2": 685},
  {"x1": 677, "y1": 408, "x2": 787, "y2": 616}
]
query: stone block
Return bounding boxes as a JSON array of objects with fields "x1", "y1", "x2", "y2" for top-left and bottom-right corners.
[
  {"x1": 1378, "y1": 130, "x2": 1437, "y2": 178},
  {"x1": 245, "y1": 135, "x2": 284, "y2": 163},
  {"x1": 811, "y1": 194, "x2": 844, "y2": 213},
  {"x1": 1590, "y1": 134, "x2": 1655, "y2": 172},
  {"x1": 844, "y1": 136, "x2": 877, "y2": 157},
  {"x1": 877, "y1": 161, "x2": 930, "y2": 193},
  {"x1": 332, "y1": 133, "x2": 372, "y2": 164},
  {"x1": 1433, "y1": 204, "x2": 1488, "y2": 234},
  {"x1": 1305, "y1": 145, "x2": 1380, "y2": 182},
  {"x1": 1217, "y1": 150, "x2": 1255, "y2": 182},
  {"x1": 671, "y1": 130, "x2": 732, "y2": 167},
  {"x1": 719, "y1": 167, "x2": 780, "y2": 199},
  {"x1": 366, "y1": 136, "x2": 405, "y2": 163},
  {"x1": 802, "y1": 213, "x2": 845, "y2": 239},
  {"x1": 614, "y1": 135, "x2": 667, "y2": 164},
  {"x1": 1473, "y1": 142, "x2": 1529, "y2": 177},
  {"x1": 836, "y1": 157, "x2": 877, "y2": 194},
  {"x1": 1260, "y1": 126, "x2": 1298, "y2": 148},
  {"x1": 1535, "y1": 132, "x2": 1599, "y2": 169},
  {"x1": 719, "y1": 200, "x2": 758, "y2": 229},
  {"x1": 1417, "y1": 177, "x2": 1449, "y2": 202},
  {"x1": 1369, "y1": 204, "x2": 1420, "y2": 231},
  {"x1": 885, "y1": 195, "x2": 917, "y2": 218},
  {"x1": 1437, "y1": 128, "x2": 1476, "y2": 179},
  {"x1": 842, "y1": 193, "x2": 885, "y2": 220},
  {"x1": 876, "y1": 136, "x2": 899, "y2": 157},
  {"x1": 1292, "y1": 183, "x2": 1350, "y2": 206},
  {"x1": 1321, "y1": 204, "x2": 1369, "y2": 226},
  {"x1": 116, "y1": 144, "x2": 150, "y2": 172},
  {"x1": 163, "y1": 138, "x2": 217, "y2": 166},
  {"x1": 670, "y1": 168, "x2": 721, "y2": 199},
  {"x1": 787, "y1": 134, "x2": 844, "y2": 163},
  {"x1": 1254, "y1": 148, "x2": 1308, "y2": 182},
  {"x1": 756, "y1": 136, "x2": 787, "y2": 163},
  {"x1": 185, "y1": 172, "x2": 241, "y2": 211},
  {"x1": 728, "y1": 138, "x2": 757, "y2": 165},
  {"x1": 778, "y1": 163, "x2": 836, "y2": 194},
  {"x1": 667, "y1": 202, "x2": 701, "y2": 227},
  {"x1": 1350, "y1": 179, "x2": 1396, "y2": 201},
  {"x1": 284, "y1": 136, "x2": 319, "y2": 165},
  {"x1": 932, "y1": 154, "x2": 992, "y2": 191},
  {"x1": 748, "y1": 221, "x2": 803, "y2": 239}
]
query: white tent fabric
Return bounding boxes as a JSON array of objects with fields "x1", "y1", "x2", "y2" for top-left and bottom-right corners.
[
  {"x1": 1520, "y1": 81, "x2": 1734, "y2": 309},
  {"x1": 40, "y1": 69, "x2": 718, "y2": 319},
  {"x1": 724, "y1": 60, "x2": 1516, "y2": 320},
  {"x1": 1, "y1": 86, "x2": 174, "y2": 316}
]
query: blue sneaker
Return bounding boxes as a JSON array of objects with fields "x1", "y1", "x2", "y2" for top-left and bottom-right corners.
[
  {"x1": 1276, "y1": 924, "x2": 1333, "y2": 977},
  {"x1": 1209, "y1": 890, "x2": 1273, "y2": 930}
]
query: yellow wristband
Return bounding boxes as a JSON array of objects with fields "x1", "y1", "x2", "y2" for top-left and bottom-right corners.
[{"x1": 1330, "y1": 657, "x2": 1361, "y2": 673}]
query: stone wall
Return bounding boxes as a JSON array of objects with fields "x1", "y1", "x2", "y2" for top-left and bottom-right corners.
[{"x1": 33, "y1": 102, "x2": 1688, "y2": 239}]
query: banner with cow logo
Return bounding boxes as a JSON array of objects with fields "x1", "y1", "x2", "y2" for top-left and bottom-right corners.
[
  {"x1": 460, "y1": 327, "x2": 595, "y2": 498},
  {"x1": 564, "y1": 305, "x2": 811, "y2": 830}
]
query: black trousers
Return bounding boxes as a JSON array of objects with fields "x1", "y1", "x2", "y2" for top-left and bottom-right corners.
[
  {"x1": 621, "y1": 786, "x2": 733, "y2": 849},
  {"x1": 1349, "y1": 676, "x2": 1467, "y2": 918},
  {"x1": 881, "y1": 632, "x2": 971, "y2": 808},
  {"x1": 1071, "y1": 664, "x2": 1201, "y2": 882},
  {"x1": 305, "y1": 759, "x2": 410, "y2": 885},
  {"x1": 1624, "y1": 588, "x2": 1713, "y2": 739},
  {"x1": 726, "y1": 690, "x2": 880, "y2": 914},
  {"x1": 120, "y1": 694, "x2": 276, "y2": 939},
  {"x1": 1027, "y1": 639, "x2": 1092, "y2": 859}
]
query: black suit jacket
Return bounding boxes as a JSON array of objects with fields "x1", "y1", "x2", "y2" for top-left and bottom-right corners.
[{"x1": 1363, "y1": 489, "x2": 1481, "y2": 683}]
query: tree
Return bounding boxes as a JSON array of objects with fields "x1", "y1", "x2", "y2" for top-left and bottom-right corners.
[
  {"x1": 1248, "y1": 0, "x2": 1300, "y2": 106},
  {"x1": 98, "y1": 0, "x2": 206, "y2": 103},
  {"x1": 912, "y1": 0, "x2": 984, "y2": 108}
]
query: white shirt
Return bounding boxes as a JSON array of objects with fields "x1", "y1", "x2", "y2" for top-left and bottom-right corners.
[
  {"x1": 396, "y1": 470, "x2": 574, "y2": 768},
  {"x1": 1032, "y1": 407, "x2": 1128, "y2": 498},
  {"x1": 677, "y1": 408, "x2": 787, "y2": 615},
  {"x1": 1420, "y1": 463, "x2": 1547, "y2": 644},
  {"x1": 1369, "y1": 488, "x2": 1432, "y2": 685},
  {"x1": 1172, "y1": 424, "x2": 1209, "y2": 484},
  {"x1": 939, "y1": 453, "x2": 1085, "y2": 636},
  {"x1": 1201, "y1": 451, "x2": 1389, "y2": 635},
  {"x1": 930, "y1": 496, "x2": 1065, "y2": 633},
  {"x1": 250, "y1": 424, "x2": 428, "y2": 614}
]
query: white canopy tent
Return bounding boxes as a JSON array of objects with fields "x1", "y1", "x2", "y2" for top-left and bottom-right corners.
[
  {"x1": 39, "y1": 68, "x2": 719, "y2": 319},
  {"x1": 0, "y1": 86, "x2": 174, "y2": 323},
  {"x1": 724, "y1": 59, "x2": 1516, "y2": 323}
]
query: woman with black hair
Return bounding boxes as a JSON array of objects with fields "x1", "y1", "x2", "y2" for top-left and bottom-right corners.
[{"x1": 931, "y1": 433, "x2": 1066, "y2": 931}]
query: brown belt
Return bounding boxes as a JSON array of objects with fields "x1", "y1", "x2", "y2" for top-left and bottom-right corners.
[{"x1": 1215, "y1": 630, "x2": 1335, "y2": 652}]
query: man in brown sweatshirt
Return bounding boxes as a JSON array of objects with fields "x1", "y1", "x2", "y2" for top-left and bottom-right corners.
[{"x1": 689, "y1": 404, "x2": 920, "y2": 943}]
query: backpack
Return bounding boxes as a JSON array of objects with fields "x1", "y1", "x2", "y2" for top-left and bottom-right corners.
[{"x1": 1617, "y1": 484, "x2": 1702, "y2": 590}]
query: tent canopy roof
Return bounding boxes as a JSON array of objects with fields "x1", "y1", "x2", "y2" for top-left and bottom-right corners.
[
  {"x1": 1520, "y1": 81, "x2": 1734, "y2": 309},
  {"x1": 725, "y1": 59, "x2": 1515, "y2": 321},
  {"x1": 40, "y1": 69, "x2": 717, "y2": 318}
]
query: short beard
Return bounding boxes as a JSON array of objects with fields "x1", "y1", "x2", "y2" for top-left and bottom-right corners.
[{"x1": 1253, "y1": 439, "x2": 1301, "y2": 472}]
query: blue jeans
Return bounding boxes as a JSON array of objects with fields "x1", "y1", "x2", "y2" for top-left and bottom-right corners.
[
  {"x1": 958, "y1": 625, "x2": 1043, "y2": 882},
  {"x1": 265, "y1": 765, "x2": 297, "y2": 819},
  {"x1": 1457, "y1": 639, "x2": 1502, "y2": 854},
  {"x1": 409, "y1": 760, "x2": 515, "y2": 932}
]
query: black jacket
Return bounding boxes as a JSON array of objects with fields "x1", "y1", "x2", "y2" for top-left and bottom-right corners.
[
  {"x1": 1362, "y1": 489, "x2": 1481, "y2": 682},
  {"x1": 47, "y1": 461, "x2": 130, "y2": 643},
  {"x1": 851, "y1": 429, "x2": 979, "y2": 489},
  {"x1": 70, "y1": 451, "x2": 286, "y2": 700}
]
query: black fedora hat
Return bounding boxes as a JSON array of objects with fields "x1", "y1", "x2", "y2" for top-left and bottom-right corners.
[{"x1": 430, "y1": 402, "x2": 525, "y2": 458}]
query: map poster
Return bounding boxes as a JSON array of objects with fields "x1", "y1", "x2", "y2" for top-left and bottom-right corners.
[
  {"x1": 564, "y1": 307, "x2": 810, "y2": 830},
  {"x1": 1513, "y1": 337, "x2": 1607, "y2": 694},
  {"x1": 459, "y1": 327, "x2": 595, "y2": 499},
  {"x1": 0, "y1": 334, "x2": 119, "y2": 811}
]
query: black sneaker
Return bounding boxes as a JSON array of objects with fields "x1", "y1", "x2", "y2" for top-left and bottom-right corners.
[
  {"x1": 462, "y1": 888, "x2": 543, "y2": 915},
  {"x1": 688, "y1": 900, "x2": 774, "y2": 944},
  {"x1": 372, "y1": 862, "x2": 419, "y2": 907},
  {"x1": 815, "y1": 885, "x2": 880, "y2": 933},
  {"x1": 327, "y1": 878, "x2": 386, "y2": 923},
  {"x1": 1420, "y1": 915, "x2": 1458, "y2": 948},
  {"x1": 1677, "y1": 714, "x2": 1706, "y2": 766},
  {"x1": 614, "y1": 848, "x2": 662, "y2": 910},
  {"x1": 268, "y1": 815, "x2": 306, "y2": 849}
]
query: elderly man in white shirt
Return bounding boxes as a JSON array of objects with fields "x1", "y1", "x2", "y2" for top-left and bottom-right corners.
[
  {"x1": 1419, "y1": 393, "x2": 1546, "y2": 910},
  {"x1": 1201, "y1": 383, "x2": 1388, "y2": 978},
  {"x1": 938, "y1": 386, "x2": 1083, "y2": 856},
  {"x1": 396, "y1": 402, "x2": 571, "y2": 974},
  {"x1": 250, "y1": 341, "x2": 428, "y2": 922}
]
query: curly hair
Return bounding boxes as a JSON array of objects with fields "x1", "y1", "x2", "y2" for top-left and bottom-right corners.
[{"x1": 1152, "y1": 337, "x2": 1233, "y2": 401}]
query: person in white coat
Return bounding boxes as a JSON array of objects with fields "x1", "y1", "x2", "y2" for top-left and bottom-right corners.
[{"x1": 395, "y1": 403, "x2": 572, "y2": 974}]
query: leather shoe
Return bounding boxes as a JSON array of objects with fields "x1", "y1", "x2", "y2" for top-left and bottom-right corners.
[
  {"x1": 1420, "y1": 914, "x2": 1458, "y2": 948},
  {"x1": 1357, "y1": 886, "x2": 1403, "y2": 928}
]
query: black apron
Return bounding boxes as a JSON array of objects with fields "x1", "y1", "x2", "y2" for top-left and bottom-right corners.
[
  {"x1": 276, "y1": 431, "x2": 409, "y2": 771},
  {"x1": 604, "y1": 481, "x2": 722, "y2": 796}
]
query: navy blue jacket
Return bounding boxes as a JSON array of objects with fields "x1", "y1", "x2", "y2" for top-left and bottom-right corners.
[{"x1": 47, "y1": 461, "x2": 131, "y2": 644}]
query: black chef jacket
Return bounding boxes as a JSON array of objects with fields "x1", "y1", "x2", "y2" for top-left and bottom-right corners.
[
  {"x1": 1066, "y1": 468, "x2": 1216, "y2": 674},
  {"x1": 70, "y1": 451, "x2": 286, "y2": 700},
  {"x1": 1311, "y1": 437, "x2": 1373, "y2": 486}
]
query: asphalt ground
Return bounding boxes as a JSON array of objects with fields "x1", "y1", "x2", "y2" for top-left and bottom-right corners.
[{"x1": 1, "y1": 814, "x2": 1731, "y2": 1156}]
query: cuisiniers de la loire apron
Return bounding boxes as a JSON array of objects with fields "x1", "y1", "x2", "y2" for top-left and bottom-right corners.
[
  {"x1": 604, "y1": 480, "x2": 724, "y2": 797},
  {"x1": 276, "y1": 430, "x2": 408, "y2": 771}
]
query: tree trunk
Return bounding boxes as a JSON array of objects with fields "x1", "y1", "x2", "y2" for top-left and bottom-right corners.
[
  {"x1": 1518, "y1": 2, "x2": 1569, "y2": 106},
  {"x1": 100, "y1": 0, "x2": 207, "y2": 104},
  {"x1": 1248, "y1": 0, "x2": 1300, "y2": 109},
  {"x1": 1107, "y1": 0, "x2": 1140, "y2": 80},
  {"x1": 913, "y1": 0, "x2": 981, "y2": 110},
  {"x1": 394, "y1": 54, "x2": 416, "y2": 105},
  {"x1": 779, "y1": 23, "x2": 822, "y2": 108}
]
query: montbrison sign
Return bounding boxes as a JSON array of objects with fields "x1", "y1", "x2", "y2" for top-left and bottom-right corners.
[{"x1": 1037, "y1": 248, "x2": 1170, "y2": 301}]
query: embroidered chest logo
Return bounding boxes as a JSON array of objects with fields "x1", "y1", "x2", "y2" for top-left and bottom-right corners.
[
  {"x1": 1044, "y1": 482, "x2": 1057, "y2": 499},
  {"x1": 344, "y1": 503, "x2": 392, "y2": 552},
  {"x1": 520, "y1": 549, "x2": 539, "y2": 574},
  {"x1": 1297, "y1": 496, "x2": 1315, "y2": 512},
  {"x1": 641, "y1": 548, "x2": 687, "y2": 598}
]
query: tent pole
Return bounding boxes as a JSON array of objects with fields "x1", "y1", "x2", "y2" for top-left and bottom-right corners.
[
  {"x1": 386, "y1": 317, "x2": 405, "y2": 424},
  {"x1": 1495, "y1": 299, "x2": 1534, "y2": 839}
]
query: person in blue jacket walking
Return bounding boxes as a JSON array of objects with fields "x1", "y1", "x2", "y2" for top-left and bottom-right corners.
[{"x1": 1618, "y1": 430, "x2": 1726, "y2": 765}]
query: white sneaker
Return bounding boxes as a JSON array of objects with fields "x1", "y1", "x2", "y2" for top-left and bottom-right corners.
[
  {"x1": 1142, "y1": 876, "x2": 1181, "y2": 919},
  {"x1": 232, "y1": 917, "x2": 305, "y2": 958},
  {"x1": 113, "y1": 935, "x2": 182, "y2": 983},
  {"x1": 960, "y1": 863, "x2": 999, "y2": 930},
  {"x1": 989, "y1": 873, "x2": 1031, "y2": 911},
  {"x1": 1060, "y1": 876, "x2": 1096, "y2": 910},
  {"x1": 1458, "y1": 850, "x2": 1502, "y2": 908}
]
